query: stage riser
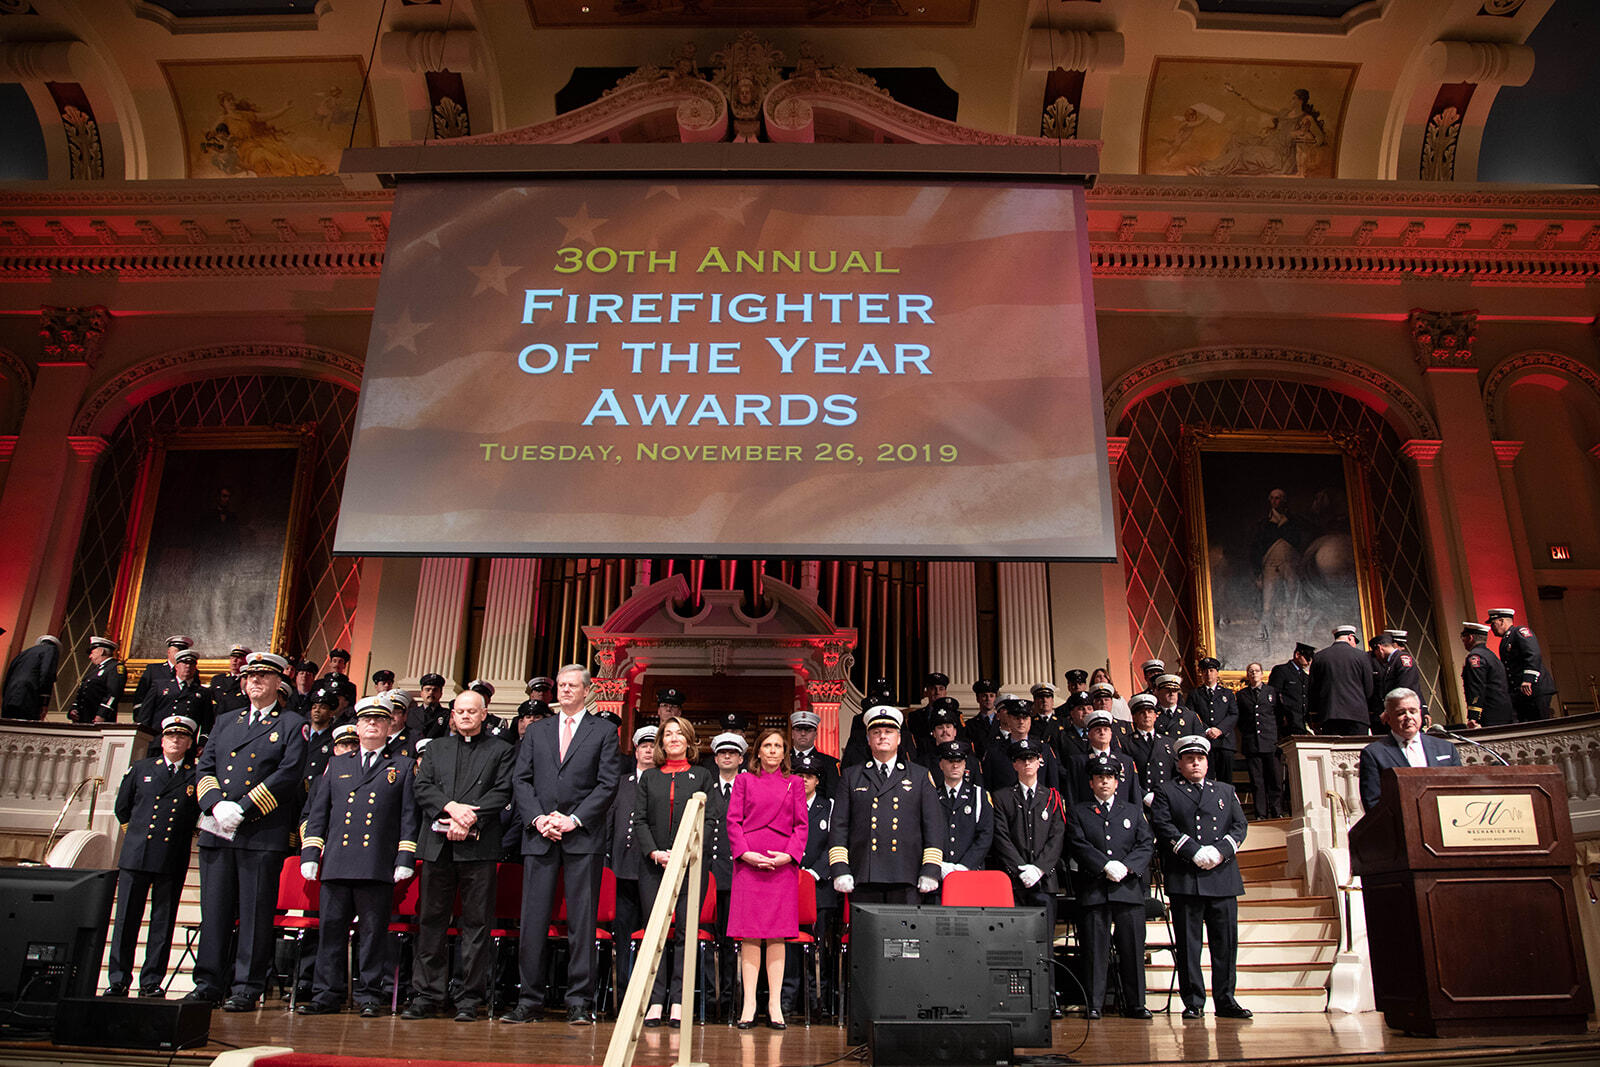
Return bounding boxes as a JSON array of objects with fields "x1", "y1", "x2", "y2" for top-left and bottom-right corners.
[{"x1": 1146, "y1": 963, "x2": 1334, "y2": 991}]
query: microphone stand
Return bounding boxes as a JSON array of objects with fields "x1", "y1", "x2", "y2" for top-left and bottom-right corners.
[{"x1": 1425, "y1": 723, "x2": 1511, "y2": 766}]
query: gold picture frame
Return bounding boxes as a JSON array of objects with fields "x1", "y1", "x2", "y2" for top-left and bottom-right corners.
[
  {"x1": 1180, "y1": 428, "x2": 1381, "y2": 685},
  {"x1": 112, "y1": 426, "x2": 317, "y2": 689}
]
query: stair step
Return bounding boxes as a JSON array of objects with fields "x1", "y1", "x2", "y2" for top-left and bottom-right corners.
[
  {"x1": 1144, "y1": 914, "x2": 1340, "y2": 940},
  {"x1": 1145, "y1": 960, "x2": 1333, "y2": 991},
  {"x1": 1143, "y1": 937, "x2": 1338, "y2": 963},
  {"x1": 1238, "y1": 896, "x2": 1337, "y2": 919},
  {"x1": 1241, "y1": 861, "x2": 1288, "y2": 881},
  {"x1": 1236, "y1": 845, "x2": 1287, "y2": 869},
  {"x1": 1235, "y1": 821, "x2": 1289, "y2": 850},
  {"x1": 1242, "y1": 879, "x2": 1310, "y2": 899},
  {"x1": 1158, "y1": 987, "x2": 1329, "y2": 1013}
]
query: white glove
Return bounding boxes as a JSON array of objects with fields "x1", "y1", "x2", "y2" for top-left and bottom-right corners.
[
  {"x1": 1194, "y1": 846, "x2": 1222, "y2": 869},
  {"x1": 300, "y1": 861, "x2": 319, "y2": 882},
  {"x1": 1103, "y1": 860, "x2": 1128, "y2": 882},
  {"x1": 939, "y1": 862, "x2": 957, "y2": 878},
  {"x1": 1018, "y1": 864, "x2": 1042, "y2": 887},
  {"x1": 212, "y1": 800, "x2": 244, "y2": 832},
  {"x1": 1143, "y1": 791, "x2": 1154, "y2": 807},
  {"x1": 833, "y1": 875, "x2": 855, "y2": 895},
  {"x1": 393, "y1": 866, "x2": 413, "y2": 884},
  {"x1": 917, "y1": 876, "x2": 938, "y2": 894}
]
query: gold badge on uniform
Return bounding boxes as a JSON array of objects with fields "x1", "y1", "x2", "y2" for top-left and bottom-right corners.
[
  {"x1": 269, "y1": 731, "x2": 278, "y2": 743},
  {"x1": 186, "y1": 784, "x2": 195, "y2": 796},
  {"x1": 387, "y1": 767, "x2": 397, "y2": 784}
]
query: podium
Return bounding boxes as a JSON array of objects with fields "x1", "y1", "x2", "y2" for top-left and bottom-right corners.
[{"x1": 1349, "y1": 765, "x2": 1592, "y2": 1037}]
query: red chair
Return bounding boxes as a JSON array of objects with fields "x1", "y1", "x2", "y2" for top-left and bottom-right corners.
[
  {"x1": 835, "y1": 896, "x2": 850, "y2": 1023},
  {"x1": 941, "y1": 869, "x2": 1016, "y2": 908},
  {"x1": 594, "y1": 868, "x2": 617, "y2": 1015},
  {"x1": 271, "y1": 856, "x2": 321, "y2": 1012},
  {"x1": 783, "y1": 870, "x2": 820, "y2": 1024},
  {"x1": 386, "y1": 860, "x2": 422, "y2": 1014},
  {"x1": 486, "y1": 862, "x2": 524, "y2": 1016}
]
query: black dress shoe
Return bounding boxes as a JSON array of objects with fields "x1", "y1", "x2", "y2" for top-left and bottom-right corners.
[
  {"x1": 566, "y1": 1006, "x2": 593, "y2": 1026},
  {"x1": 1216, "y1": 1003, "x2": 1254, "y2": 1019},
  {"x1": 498, "y1": 1004, "x2": 539, "y2": 1024},
  {"x1": 643, "y1": 1016, "x2": 663, "y2": 1028},
  {"x1": 183, "y1": 990, "x2": 222, "y2": 1007},
  {"x1": 103, "y1": 984, "x2": 129, "y2": 998},
  {"x1": 138, "y1": 989, "x2": 166, "y2": 999},
  {"x1": 735, "y1": 1019, "x2": 756, "y2": 1030},
  {"x1": 1085, "y1": 1009, "x2": 1101, "y2": 1020},
  {"x1": 400, "y1": 1001, "x2": 433, "y2": 1020},
  {"x1": 1123, "y1": 1007, "x2": 1153, "y2": 1020},
  {"x1": 454, "y1": 1008, "x2": 477, "y2": 1023},
  {"x1": 1181, "y1": 1007, "x2": 1203, "y2": 1020},
  {"x1": 359, "y1": 1004, "x2": 381, "y2": 1019},
  {"x1": 223, "y1": 996, "x2": 257, "y2": 1013},
  {"x1": 767, "y1": 1019, "x2": 786, "y2": 1031},
  {"x1": 669, "y1": 1017, "x2": 681, "y2": 1029},
  {"x1": 296, "y1": 1001, "x2": 339, "y2": 1016}
]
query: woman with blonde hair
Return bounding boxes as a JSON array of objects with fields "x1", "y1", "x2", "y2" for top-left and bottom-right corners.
[
  {"x1": 726, "y1": 727, "x2": 807, "y2": 1029},
  {"x1": 633, "y1": 715, "x2": 712, "y2": 1027}
]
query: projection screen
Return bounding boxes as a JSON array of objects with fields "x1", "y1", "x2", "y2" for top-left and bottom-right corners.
[{"x1": 334, "y1": 175, "x2": 1114, "y2": 559}]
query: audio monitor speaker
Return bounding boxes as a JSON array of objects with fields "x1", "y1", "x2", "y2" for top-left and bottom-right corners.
[
  {"x1": 869, "y1": 1020, "x2": 1012, "y2": 1066},
  {"x1": 52, "y1": 996, "x2": 212, "y2": 1051}
]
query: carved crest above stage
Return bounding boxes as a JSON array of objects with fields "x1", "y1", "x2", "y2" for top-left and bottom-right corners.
[
  {"x1": 583, "y1": 571, "x2": 858, "y2": 752},
  {"x1": 445, "y1": 31, "x2": 1067, "y2": 147}
]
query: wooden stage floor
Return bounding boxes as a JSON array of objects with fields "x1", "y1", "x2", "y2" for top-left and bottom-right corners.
[{"x1": 15, "y1": 1007, "x2": 1600, "y2": 1067}]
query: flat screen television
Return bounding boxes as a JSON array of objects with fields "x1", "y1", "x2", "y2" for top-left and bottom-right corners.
[
  {"x1": 0, "y1": 867, "x2": 116, "y2": 1032},
  {"x1": 848, "y1": 903, "x2": 1052, "y2": 1047}
]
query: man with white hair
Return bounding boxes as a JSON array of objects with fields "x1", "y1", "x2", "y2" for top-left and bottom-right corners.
[
  {"x1": 2, "y1": 634, "x2": 62, "y2": 720},
  {"x1": 69, "y1": 636, "x2": 124, "y2": 723},
  {"x1": 1357, "y1": 688, "x2": 1460, "y2": 812}
]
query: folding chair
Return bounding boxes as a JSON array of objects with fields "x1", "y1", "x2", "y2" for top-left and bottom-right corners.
[
  {"x1": 486, "y1": 861, "x2": 523, "y2": 1016},
  {"x1": 594, "y1": 868, "x2": 617, "y2": 1016},
  {"x1": 783, "y1": 869, "x2": 820, "y2": 1024},
  {"x1": 940, "y1": 869, "x2": 1016, "y2": 908},
  {"x1": 387, "y1": 861, "x2": 422, "y2": 1015},
  {"x1": 271, "y1": 856, "x2": 321, "y2": 1012}
]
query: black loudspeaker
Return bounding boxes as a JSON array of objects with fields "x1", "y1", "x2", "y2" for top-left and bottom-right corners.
[
  {"x1": 870, "y1": 1020, "x2": 1012, "y2": 1066},
  {"x1": 51, "y1": 996, "x2": 212, "y2": 1051}
]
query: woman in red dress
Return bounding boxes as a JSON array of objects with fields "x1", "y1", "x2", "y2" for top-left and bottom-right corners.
[{"x1": 725, "y1": 727, "x2": 807, "y2": 1029}]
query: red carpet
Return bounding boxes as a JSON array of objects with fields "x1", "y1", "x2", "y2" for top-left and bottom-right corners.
[{"x1": 258, "y1": 1057, "x2": 586, "y2": 1067}]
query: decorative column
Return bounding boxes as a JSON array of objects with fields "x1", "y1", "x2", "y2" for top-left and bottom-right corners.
[
  {"x1": 1102, "y1": 437, "x2": 1135, "y2": 693},
  {"x1": 1490, "y1": 441, "x2": 1549, "y2": 639},
  {"x1": 926, "y1": 562, "x2": 979, "y2": 707},
  {"x1": 997, "y1": 562, "x2": 1052, "y2": 692},
  {"x1": 474, "y1": 557, "x2": 541, "y2": 709},
  {"x1": 24, "y1": 435, "x2": 108, "y2": 643},
  {"x1": 0, "y1": 306, "x2": 106, "y2": 663},
  {"x1": 1409, "y1": 309, "x2": 1526, "y2": 619},
  {"x1": 402, "y1": 557, "x2": 472, "y2": 691},
  {"x1": 1400, "y1": 440, "x2": 1468, "y2": 724}
]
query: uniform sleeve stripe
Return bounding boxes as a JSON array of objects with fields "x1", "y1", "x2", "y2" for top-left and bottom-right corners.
[
  {"x1": 921, "y1": 848, "x2": 943, "y2": 864},
  {"x1": 828, "y1": 846, "x2": 849, "y2": 864},
  {"x1": 1174, "y1": 834, "x2": 1191, "y2": 852},
  {"x1": 397, "y1": 841, "x2": 416, "y2": 852},
  {"x1": 198, "y1": 776, "x2": 221, "y2": 795},
  {"x1": 1223, "y1": 835, "x2": 1240, "y2": 854},
  {"x1": 247, "y1": 783, "x2": 276, "y2": 814},
  {"x1": 302, "y1": 836, "x2": 324, "y2": 849}
]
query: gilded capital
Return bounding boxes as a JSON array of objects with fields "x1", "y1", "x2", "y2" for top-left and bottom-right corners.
[{"x1": 1409, "y1": 308, "x2": 1478, "y2": 370}]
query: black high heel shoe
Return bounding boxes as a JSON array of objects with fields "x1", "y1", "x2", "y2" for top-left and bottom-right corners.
[{"x1": 735, "y1": 1018, "x2": 756, "y2": 1030}]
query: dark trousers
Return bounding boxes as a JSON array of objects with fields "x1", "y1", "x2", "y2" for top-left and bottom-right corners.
[
  {"x1": 312, "y1": 879, "x2": 391, "y2": 1007},
  {"x1": 1080, "y1": 900, "x2": 1145, "y2": 1012},
  {"x1": 1319, "y1": 719, "x2": 1369, "y2": 736},
  {"x1": 638, "y1": 861, "x2": 706, "y2": 1008},
  {"x1": 1513, "y1": 691, "x2": 1551, "y2": 722},
  {"x1": 712, "y1": 887, "x2": 734, "y2": 1017},
  {"x1": 107, "y1": 868, "x2": 183, "y2": 993},
  {"x1": 612, "y1": 876, "x2": 644, "y2": 996},
  {"x1": 781, "y1": 905, "x2": 834, "y2": 1014},
  {"x1": 517, "y1": 847, "x2": 601, "y2": 1011},
  {"x1": 1243, "y1": 750, "x2": 1282, "y2": 818},
  {"x1": 1207, "y1": 747, "x2": 1235, "y2": 784},
  {"x1": 414, "y1": 856, "x2": 496, "y2": 1011},
  {"x1": 195, "y1": 846, "x2": 282, "y2": 1000},
  {"x1": 1169, "y1": 893, "x2": 1239, "y2": 1012},
  {"x1": 850, "y1": 883, "x2": 918, "y2": 905}
]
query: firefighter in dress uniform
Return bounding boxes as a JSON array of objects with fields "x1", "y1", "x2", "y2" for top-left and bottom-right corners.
[
  {"x1": 296, "y1": 698, "x2": 420, "y2": 1017},
  {"x1": 828, "y1": 706, "x2": 944, "y2": 906},
  {"x1": 104, "y1": 714, "x2": 202, "y2": 997},
  {"x1": 69, "y1": 635, "x2": 125, "y2": 723},
  {"x1": 1150, "y1": 734, "x2": 1252, "y2": 1020},
  {"x1": 990, "y1": 736, "x2": 1067, "y2": 1014},
  {"x1": 1066, "y1": 752, "x2": 1155, "y2": 1020},
  {"x1": 187, "y1": 651, "x2": 307, "y2": 1012}
]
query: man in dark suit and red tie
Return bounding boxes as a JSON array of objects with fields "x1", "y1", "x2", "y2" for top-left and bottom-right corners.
[
  {"x1": 502, "y1": 664, "x2": 621, "y2": 1025},
  {"x1": 1357, "y1": 688, "x2": 1461, "y2": 812}
]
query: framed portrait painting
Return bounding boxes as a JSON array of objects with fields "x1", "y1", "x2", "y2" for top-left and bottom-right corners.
[
  {"x1": 112, "y1": 427, "x2": 316, "y2": 685},
  {"x1": 1182, "y1": 430, "x2": 1381, "y2": 679}
]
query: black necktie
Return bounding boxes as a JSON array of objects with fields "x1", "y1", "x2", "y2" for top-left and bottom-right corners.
[{"x1": 363, "y1": 752, "x2": 374, "y2": 773}]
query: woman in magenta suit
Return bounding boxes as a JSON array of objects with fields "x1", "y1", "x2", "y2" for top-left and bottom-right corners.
[{"x1": 725, "y1": 727, "x2": 807, "y2": 1029}]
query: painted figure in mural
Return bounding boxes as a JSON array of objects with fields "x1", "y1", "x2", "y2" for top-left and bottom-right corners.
[
  {"x1": 1189, "y1": 85, "x2": 1326, "y2": 178},
  {"x1": 1250, "y1": 488, "x2": 1309, "y2": 643},
  {"x1": 203, "y1": 92, "x2": 328, "y2": 178}
]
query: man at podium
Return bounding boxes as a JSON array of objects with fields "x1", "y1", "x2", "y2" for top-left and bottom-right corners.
[{"x1": 1357, "y1": 689, "x2": 1461, "y2": 811}]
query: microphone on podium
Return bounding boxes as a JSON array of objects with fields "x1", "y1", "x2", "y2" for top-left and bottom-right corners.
[{"x1": 1425, "y1": 722, "x2": 1511, "y2": 766}]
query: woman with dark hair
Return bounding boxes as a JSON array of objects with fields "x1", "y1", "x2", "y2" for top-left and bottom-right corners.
[
  {"x1": 633, "y1": 715, "x2": 712, "y2": 1027},
  {"x1": 1090, "y1": 667, "x2": 1133, "y2": 724},
  {"x1": 726, "y1": 727, "x2": 808, "y2": 1029}
]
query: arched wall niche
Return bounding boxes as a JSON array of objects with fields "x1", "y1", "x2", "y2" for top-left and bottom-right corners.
[
  {"x1": 53, "y1": 365, "x2": 360, "y2": 709},
  {"x1": 1110, "y1": 373, "x2": 1442, "y2": 713}
]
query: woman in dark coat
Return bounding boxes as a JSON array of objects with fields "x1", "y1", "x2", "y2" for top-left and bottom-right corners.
[{"x1": 633, "y1": 715, "x2": 712, "y2": 1026}]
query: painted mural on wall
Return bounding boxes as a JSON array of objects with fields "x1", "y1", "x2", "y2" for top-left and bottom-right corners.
[
  {"x1": 163, "y1": 57, "x2": 375, "y2": 179},
  {"x1": 1141, "y1": 58, "x2": 1357, "y2": 178}
]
